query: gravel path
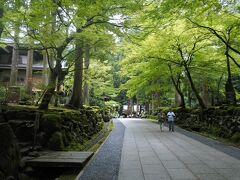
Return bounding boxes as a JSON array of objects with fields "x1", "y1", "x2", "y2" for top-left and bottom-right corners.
[{"x1": 78, "y1": 119, "x2": 125, "y2": 180}]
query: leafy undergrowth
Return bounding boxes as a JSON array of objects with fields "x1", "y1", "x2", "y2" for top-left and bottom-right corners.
[{"x1": 144, "y1": 116, "x2": 158, "y2": 121}]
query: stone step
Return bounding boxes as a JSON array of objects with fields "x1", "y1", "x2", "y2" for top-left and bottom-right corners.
[{"x1": 25, "y1": 151, "x2": 94, "y2": 168}]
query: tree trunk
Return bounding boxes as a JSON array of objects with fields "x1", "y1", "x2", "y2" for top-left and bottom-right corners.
[
  {"x1": 54, "y1": 77, "x2": 60, "y2": 107},
  {"x1": 83, "y1": 45, "x2": 90, "y2": 105},
  {"x1": 38, "y1": 6, "x2": 73, "y2": 109},
  {"x1": 68, "y1": 41, "x2": 84, "y2": 108},
  {"x1": 132, "y1": 98, "x2": 135, "y2": 113},
  {"x1": 151, "y1": 93, "x2": 155, "y2": 112},
  {"x1": 38, "y1": 70, "x2": 57, "y2": 110},
  {"x1": 25, "y1": 48, "x2": 33, "y2": 95},
  {"x1": 216, "y1": 73, "x2": 224, "y2": 105},
  {"x1": 39, "y1": 49, "x2": 61, "y2": 110},
  {"x1": 127, "y1": 99, "x2": 132, "y2": 115},
  {"x1": 184, "y1": 63, "x2": 206, "y2": 109},
  {"x1": 175, "y1": 91, "x2": 182, "y2": 107},
  {"x1": 168, "y1": 65, "x2": 186, "y2": 109},
  {"x1": 136, "y1": 98, "x2": 140, "y2": 114},
  {"x1": 202, "y1": 82, "x2": 210, "y2": 107},
  {"x1": 54, "y1": 70, "x2": 67, "y2": 106},
  {"x1": 39, "y1": 58, "x2": 63, "y2": 110},
  {"x1": 211, "y1": 91, "x2": 215, "y2": 106},
  {"x1": 10, "y1": 43, "x2": 19, "y2": 86},
  {"x1": 172, "y1": 83, "x2": 185, "y2": 109},
  {"x1": 225, "y1": 78, "x2": 236, "y2": 105},
  {"x1": 10, "y1": 23, "x2": 20, "y2": 86},
  {"x1": 187, "y1": 88, "x2": 192, "y2": 107},
  {"x1": 155, "y1": 92, "x2": 161, "y2": 108},
  {"x1": 225, "y1": 46, "x2": 236, "y2": 105},
  {"x1": 178, "y1": 91, "x2": 185, "y2": 108},
  {"x1": 39, "y1": 5, "x2": 57, "y2": 109},
  {"x1": 0, "y1": 5, "x2": 4, "y2": 38},
  {"x1": 145, "y1": 101, "x2": 149, "y2": 113},
  {"x1": 42, "y1": 52, "x2": 49, "y2": 84},
  {"x1": 83, "y1": 83, "x2": 89, "y2": 105}
]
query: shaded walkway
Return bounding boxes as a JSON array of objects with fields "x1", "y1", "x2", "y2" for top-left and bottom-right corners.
[
  {"x1": 78, "y1": 119, "x2": 125, "y2": 180},
  {"x1": 77, "y1": 118, "x2": 240, "y2": 180},
  {"x1": 118, "y1": 118, "x2": 240, "y2": 180}
]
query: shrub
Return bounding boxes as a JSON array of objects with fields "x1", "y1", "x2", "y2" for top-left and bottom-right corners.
[
  {"x1": 18, "y1": 87, "x2": 33, "y2": 105},
  {"x1": 230, "y1": 132, "x2": 240, "y2": 143},
  {"x1": 146, "y1": 115, "x2": 158, "y2": 120},
  {"x1": 207, "y1": 126, "x2": 222, "y2": 136},
  {"x1": 102, "y1": 111, "x2": 111, "y2": 122}
]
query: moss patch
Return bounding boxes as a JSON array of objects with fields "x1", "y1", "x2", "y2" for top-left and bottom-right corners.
[
  {"x1": 47, "y1": 131, "x2": 64, "y2": 150},
  {"x1": 41, "y1": 113, "x2": 63, "y2": 139}
]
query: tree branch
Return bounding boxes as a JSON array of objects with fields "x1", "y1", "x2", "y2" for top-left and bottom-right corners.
[
  {"x1": 147, "y1": 56, "x2": 181, "y2": 65},
  {"x1": 188, "y1": 18, "x2": 240, "y2": 55},
  {"x1": 228, "y1": 53, "x2": 240, "y2": 68}
]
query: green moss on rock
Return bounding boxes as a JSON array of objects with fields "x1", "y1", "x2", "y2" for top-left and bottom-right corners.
[
  {"x1": 47, "y1": 131, "x2": 64, "y2": 150},
  {"x1": 2, "y1": 105, "x2": 106, "y2": 152},
  {"x1": 41, "y1": 113, "x2": 63, "y2": 138}
]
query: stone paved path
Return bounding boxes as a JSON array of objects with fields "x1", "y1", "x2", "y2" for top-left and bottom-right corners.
[{"x1": 118, "y1": 118, "x2": 240, "y2": 180}]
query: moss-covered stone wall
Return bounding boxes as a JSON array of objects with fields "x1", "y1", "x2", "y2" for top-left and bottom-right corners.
[
  {"x1": 157, "y1": 106, "x2": 240, "y2": 143},
  {"x1": 0, "y1": 105, "x2": 110, "y2": 179},
  {"x1": 0, "y1": 106, "x2": 108, "y2": 151}
]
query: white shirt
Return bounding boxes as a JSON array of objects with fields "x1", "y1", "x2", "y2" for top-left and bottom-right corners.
[{"x1": 167, "y1": 111, "x2": 175, "y2": 121}]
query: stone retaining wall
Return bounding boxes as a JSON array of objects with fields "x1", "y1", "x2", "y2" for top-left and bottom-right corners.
[
  {"x1": 159, "y1": 107, "x2": 240, "y2": 141},
  {"x1": 0, "y1": 106, "x2": 109, "y2": 180}
]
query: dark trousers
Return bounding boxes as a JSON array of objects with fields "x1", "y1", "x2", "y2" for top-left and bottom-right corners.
[{"x1": 168, "y1": 121, "x2": 174, "y2": 132}]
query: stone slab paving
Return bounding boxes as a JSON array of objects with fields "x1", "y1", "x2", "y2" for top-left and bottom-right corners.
[
  {"x1": 175, "y1": 127, "x2": 240, "y2": 160},
  {"x1": 118, "y1": 118, "x2": 240, "y2": 180},
  {"x1": 78, "y1": 119, "x2": 125, "y2": 180}
]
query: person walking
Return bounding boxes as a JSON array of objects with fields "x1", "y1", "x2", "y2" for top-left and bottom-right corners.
[
  {"x1": 167, "y1": 109, "x2": 175, "y2": 132},
  {"x1": 158, "y1": 111, "x2": 165, "y2": 132}
]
